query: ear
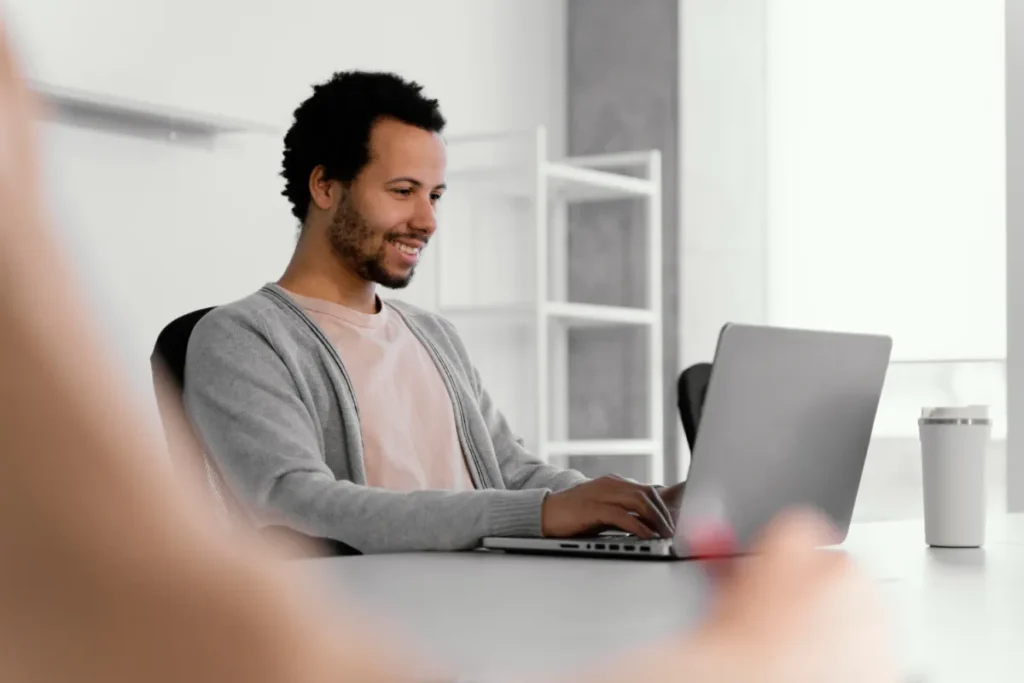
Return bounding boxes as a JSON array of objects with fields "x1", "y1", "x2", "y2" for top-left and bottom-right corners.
[{"x1": 308, "y1": 165, "x2": 338, "y2": 212}]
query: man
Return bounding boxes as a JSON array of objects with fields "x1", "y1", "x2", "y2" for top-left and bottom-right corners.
[
  {"x1": 0, "y1": 21, "x2": 899, "y2": 682},
  {"x1": 183, "y1": 70, "x2": 685, "y2": 554}
]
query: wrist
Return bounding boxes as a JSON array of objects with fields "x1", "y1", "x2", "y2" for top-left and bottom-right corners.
[{"x1": 540, "y1": 490, "x2": 557, "y2": 537}]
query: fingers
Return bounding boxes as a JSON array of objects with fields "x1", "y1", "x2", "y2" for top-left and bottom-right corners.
[
  {"x1": 684, "y1": 509, "x2": 838, "y2": 585},
  {"x1": 715, "y1": 509, "x2": 843, "y2": 594},
  {"x1": 753, "y1": 508, "x2": 839, "y2": 559},
  {"x1": 685, "y1": 519, "x2": 736, "y2": 559},
  {"x1": 608, "y1": 489, "x2": 674, "y2": 539},
  {"x1": 0, "y1": 18, "x2": 16, "y2": 80},
  {"x1": 684, "y1": 520, "x2": 739, "y2": 581},
  {"x1": 647, "y1": 485, "x2": 676, "y2": 530},
  {"x1": 0, "y1": 19, "x2": 44, "y2": 234},
  {"x1": 0, "y1": 21, "x2": 32, "y2": 119},
  {"x1": 598, "y1": 507, "x2": 657, "y2": 540},
  {"x1": 598, "y1": 476, "x2": 676, "y2": 536}
]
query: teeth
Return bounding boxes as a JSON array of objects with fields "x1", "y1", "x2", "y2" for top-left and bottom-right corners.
[{"x1": 393, "y1": 241, "x2": 420, "y2": 255}]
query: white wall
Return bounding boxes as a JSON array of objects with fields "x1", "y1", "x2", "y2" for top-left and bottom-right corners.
[
  {"x1": 678, "y1": 0, "x2": 769, "y2": 369},
  {"x1": 6, "y1": 0, "x2": 568, "y2": 135},
  {"x1": 678, "y1": 0, "x2": 770, "y2": 471},
  {"x1": 1007, "y1": 0, "x2": 1024, "y2": 511},
  {"x1": 765, "y1": 0, "x2": 1005, "y2": 364},
  {"x1": 15, "y1": 0, "x2": 567, "y2": 430}
]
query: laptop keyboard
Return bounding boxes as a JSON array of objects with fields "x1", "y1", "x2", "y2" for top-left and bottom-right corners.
[{"x1": 578, "y1": 531, "x2": 668, "y2": 542}]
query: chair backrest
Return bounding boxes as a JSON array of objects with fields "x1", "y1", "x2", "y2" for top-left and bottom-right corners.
[
  {"x1": 677, "y1": 362, "x2": 713, "y2": 450},
  {"x1": 153, "y1": 307, "x2": 216, "y2": 388},
  {"x1": 151, "y1": 307, "x2": 242, "y2": 526}
]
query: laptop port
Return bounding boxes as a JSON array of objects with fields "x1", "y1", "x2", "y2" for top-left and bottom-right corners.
[
  {"x1": 594, "y1": 544, "x2": 606, "y2": 550},
  {"x1": 608, "y1": 544, "x2": 620, "y2": 551},
  {"x1": 623, "y1": 546, "x2": 635, "y2": 551},
  {"x1": 559, "y1": 543, "x2": 579, "y2": 549},
  {"x1": 640, "y1": 547, "x2": 651, "y2": 553}
]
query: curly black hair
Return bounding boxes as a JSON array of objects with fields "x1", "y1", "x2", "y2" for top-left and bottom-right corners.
[{"x1": 280, "y1": 70, "x2": 447, "y2": 222}]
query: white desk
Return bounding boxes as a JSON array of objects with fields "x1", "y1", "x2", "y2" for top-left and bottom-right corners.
[{"x1": 305, "y1": 514, "x2": 1024, "y2": 682}]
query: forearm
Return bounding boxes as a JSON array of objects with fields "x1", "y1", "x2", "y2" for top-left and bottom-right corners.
[
  {"x1": 265, "y1": 471, "x2": 550, "y2": 553},
  {"x1": 503, "y1": 461, "x2": 589, "y2": 492},
  {"x1": 0, "y1": 225, "x2": 413, "y2": 683},
  {"x1": 184, "y1": 372, "x2": 552, "y2": 553}
]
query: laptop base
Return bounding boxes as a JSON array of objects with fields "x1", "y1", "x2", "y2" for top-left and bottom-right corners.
[{"x1": 480, "y1": 535, "x2": 682, "y2": 560}]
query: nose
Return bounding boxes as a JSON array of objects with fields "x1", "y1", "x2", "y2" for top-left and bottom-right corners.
[{"x1": 409, "y1": 195, "x2": 437, "y2": 237}]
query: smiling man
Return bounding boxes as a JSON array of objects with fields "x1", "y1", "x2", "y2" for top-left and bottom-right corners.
[{"x1": 183, "y1": 71, "x2": 683, "y2": 554}]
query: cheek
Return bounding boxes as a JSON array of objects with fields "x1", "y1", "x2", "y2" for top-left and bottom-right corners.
[
  {"x1": 358, "y1": 218, "x2": 401, "y2": 246},
  {"x1": 368, "y1": 195, "x2": 418, "y2": 227}
]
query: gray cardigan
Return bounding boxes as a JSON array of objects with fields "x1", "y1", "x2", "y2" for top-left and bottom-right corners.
[{"x1": 182, "y1": 284, "x2": 587, "y2": 553}]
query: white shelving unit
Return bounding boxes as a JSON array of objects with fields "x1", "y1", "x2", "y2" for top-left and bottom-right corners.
[{"x1": 435, "y1": 126, "x2": 664, "y2": 484}]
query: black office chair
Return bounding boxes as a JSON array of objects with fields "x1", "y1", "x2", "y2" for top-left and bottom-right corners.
[
  {"x1": 151, "y1": 307, "x2": 242, "y2": 524},
  {"x1": 153, "y1": 307, "x2": 216, "y2": 387},
  {"x1": 677, "y1": 362, "x2": 712, "y2": 451},
  {"x1": 151, "y1": 307, "x2": 357, "y2": 557}
]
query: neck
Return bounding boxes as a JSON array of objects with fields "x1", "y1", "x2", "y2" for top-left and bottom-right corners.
[{"x1": 277, "y1": 226, "x2": 379, "y2": 314}]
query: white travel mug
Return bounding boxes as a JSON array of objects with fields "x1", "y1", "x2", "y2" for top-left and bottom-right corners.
[{"x1": 918, "y1": 405, "x2": 992, "y2": 548}]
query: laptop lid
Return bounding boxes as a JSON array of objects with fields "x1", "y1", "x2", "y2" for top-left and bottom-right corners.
[{"x1": 675, "y1": 323, "x2": 892, "y2": 555}]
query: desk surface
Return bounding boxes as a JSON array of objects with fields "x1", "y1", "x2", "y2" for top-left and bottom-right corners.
[{"x1": 305, "y1": 514, "x2": 1024, "y2": 682}]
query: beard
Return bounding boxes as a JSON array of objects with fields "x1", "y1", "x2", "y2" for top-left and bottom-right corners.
[{"x1": 327, "y1": 194, "x2": 416, "y2": 290}]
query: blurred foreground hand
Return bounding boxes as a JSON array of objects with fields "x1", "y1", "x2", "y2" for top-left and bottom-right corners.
[
  {"x1": 0, "y1": 14, "x2": 899, "y2": 683},
  {"x1": 688, "y1": 513, "x2": 900, "y2": 683}
]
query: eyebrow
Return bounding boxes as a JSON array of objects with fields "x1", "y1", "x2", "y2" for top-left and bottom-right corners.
[{"x1": 386, "y1": 177, "x2": 447, "y2": 191}]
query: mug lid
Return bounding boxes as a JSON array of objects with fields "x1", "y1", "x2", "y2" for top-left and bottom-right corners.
[
  {"x1": 920, "y1": 405, "x2": 990, "y2": 420},
  {"x1": 919, "y1": 404, "x2": 992, "y2": 425}
]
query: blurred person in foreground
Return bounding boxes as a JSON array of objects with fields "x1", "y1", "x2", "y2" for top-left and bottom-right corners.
[
  {"x1": 182, "y1": 68, "x2": 684, "y2": 553},
  {"x1": 0, "y1": 18, "x2": 900, "y2": 683}
]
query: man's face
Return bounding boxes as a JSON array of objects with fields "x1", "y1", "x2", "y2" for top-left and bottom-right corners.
[{"x1": 327, "y1": 118, "x2": 447, "y2": 289}]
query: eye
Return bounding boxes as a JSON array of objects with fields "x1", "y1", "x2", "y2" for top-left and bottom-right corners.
[
  {"x1": 391, "y1": 187, "x2": 413, "y2": 197},
  {"x1": 430, "y1": 192, "x2": 444, "y2": 203}
]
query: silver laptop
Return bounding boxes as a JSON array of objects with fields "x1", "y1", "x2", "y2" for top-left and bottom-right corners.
[{"x1": 480, "y1": 323, "x2": 892, "y2": 560}]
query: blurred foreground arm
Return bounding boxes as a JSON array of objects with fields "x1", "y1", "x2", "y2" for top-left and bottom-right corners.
[
  {"x1": 0, "y1": 17, "x2": 899, "y2": 683},
  {"x1": 0, "y1": 22, "x2": 414, "y2": 683}
]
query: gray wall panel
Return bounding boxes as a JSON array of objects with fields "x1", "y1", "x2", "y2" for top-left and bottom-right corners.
[{"x1": 566, "y1": 0, "x2": 680, "y2": 481}]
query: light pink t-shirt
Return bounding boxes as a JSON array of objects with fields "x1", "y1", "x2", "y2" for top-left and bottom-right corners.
[{"x1": 286, "y1": 292, "x2": 475, "y2": 492}]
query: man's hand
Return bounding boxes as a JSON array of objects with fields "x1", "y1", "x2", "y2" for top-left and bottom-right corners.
[
  {"x1": 541, "y1": 476, "x2": 675, "y2": 539},
  {"x1": 655, "y1": 481, "x2": 686, "y2": 519}
]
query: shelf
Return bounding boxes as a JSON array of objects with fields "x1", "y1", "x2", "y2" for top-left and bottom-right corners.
[
  {"x1": 543, "y1": 162, "x2": 656, "y2": 202},
  {"x1": 545, "y1": 439, "x2": 658, "y2": 457},
  {"x1": 443, "y1": 162, "x2": 656, "y2": 202},
  {"x1": 438, "y1": 127, "x2": 663, "y2": 480},
  {"x1": 444, "y1": 165, "x2": 530, "y2": 194},
  {"x1": 545, "y1": 302, "x2": 655, "y2": 327},
  {"x1": 438, "y1": 302, "x2": 533, "y2": 322},
  {"x1": 888, "y1": 357, "x2": 1005, "y2": 365},
  {"x1": 32, "y1": 81, "x2": 282, "y2": 138},
  {"x1": 438, "y1": 302, "x2": 655, "y2": 328}
]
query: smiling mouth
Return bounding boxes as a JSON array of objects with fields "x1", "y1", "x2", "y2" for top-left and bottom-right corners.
[{"x1": 387, "y1": 237, "x2": 424, "y2": 257}]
